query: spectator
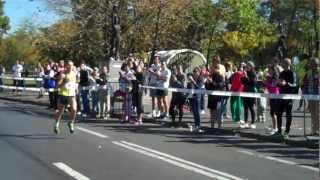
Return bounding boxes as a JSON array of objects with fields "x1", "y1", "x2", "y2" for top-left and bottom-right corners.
[
  {"x1": 132, "y1": 63, "x2": 145, "y2": 125},
  {"x1": 57, "y1": 60, "x2": 66, "y2": 74},
  {"x1": 97, "y1": 66, "x2": 111, "y2": 119},
  {"x1": 241, "y1": 61, "x2": 258, "y2": 129},
  {"x1": 188, "y1": 67, "x2": 204, "y2": 133},
  {"x1": 274, "y1": 58, "x2": 297, "y2": 139},
  {"x1": 169, "y1": 65, "x2": 186, "y2": 127},
  {"x1": 264, "y1": 65, "x2": 280, "y2": 134},
  {"x1": 222, "y1": 61, "x2": 233, "y2": 119},
  {"x1": 90, "y1": 70, "x2": 100, "y2": 118},
  {"x1": 230, "y1": 63, "x2": 246, "y2": 124},
  {"x1": 35, "y1": 62, "x2": 44, "y2": 98},
  {"x1": 0, "y1": 64, "x2": 5, "y2": 92},
  {"x1": 303, "y1": 57, "x2": 320, "y2": 136},
  {"x1": 256, "y1": 68, "x2": 267, "y2": 123},
  {"x1": 43, "y1": 64, "x2": 57, "y2": 109},
  {"x1": 157, "y1": 61, "x2": 171, "y2": 119},
  {"x1": 12, "y1": 60, "x2": 23, "y2": 93},
  {"x1": 200, "y1": 65, "x2": 210, "y2": 114},
  {"x1": 20, "y1": 61, "x2": 29, "y2": 89},
  {"x1": 119, "y1": 63, "x2": 136, "y2": 123},
  {"x1": 206, "y1": 60, "x2": 226, "y2": 129},
  {"x1": 148, "y1": 55, "x2": 161, "y2": 118},
  {"x1": 79, "y1": 61, "x2": 93, "y2": 117}
]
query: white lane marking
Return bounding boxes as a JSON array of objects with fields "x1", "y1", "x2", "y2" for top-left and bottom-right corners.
[
  {"x1": 300, "y1": 165, "x2": 320, "y2": 172},
  {"x1": 237, "y1": 150, "x2": 254, "y2": 156},
  {"x1": 238, "y1": 150, "x2": 319, "y2": 172},
  {"x1": 53, "y1": 162, "x2": 90, "y2": 180},
  {"x1": 121, "y1": 141, "x2": 243, "y2": 180},
  {"x1": 77, "y1": 127, "x2": 108, "y2": 139},
  {"x1": 113, "y1": 142, "x2": 232, "y2": 180},
  {"x1": 264, "y1": 156, "x2": 296, "y2": 165},
  {"x1": 114, "y1": 141, "x2": 244, "y2": 180}
]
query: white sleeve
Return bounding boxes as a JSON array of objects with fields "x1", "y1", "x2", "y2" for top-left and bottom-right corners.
[{"x1": 49, "y1": 70, "x2": 55, "y2": 78}]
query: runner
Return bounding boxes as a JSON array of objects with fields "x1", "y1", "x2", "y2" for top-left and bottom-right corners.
[{"x1": 54, "y1": 60, "x2": 78, "y2": 134}]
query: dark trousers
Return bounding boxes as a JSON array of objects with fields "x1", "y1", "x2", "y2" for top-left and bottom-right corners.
[
  {"x1": 200, "y1": 94, "x2": 205, "y2": 110},
  {"x1": 133, "y1": 91, "x2": 144, "y2": 115},
  {"x1": 169, "y1": 97, "x2": 184, "y2": 124},
  {"x1": 49, "y1": 91, "x2": 58, "y2": 109},
  {"x1": 191, "y1": 97, "x2": 201, "y2": 127},
  {"x1": 243, "y1": 97, "x2": 256, "y2": 124},
  {"x1": 276, "y1": 100, "x2": 293, "y2": 134},
  {"x1": 76, "y1": 94, "x2": 81, "y2": 112},
  {"x1": 81, "y1": 89, "x2": 90, "y2": 114},
  {"x1": 0, "y1": 78, "x2": 3, "y2": 91}
]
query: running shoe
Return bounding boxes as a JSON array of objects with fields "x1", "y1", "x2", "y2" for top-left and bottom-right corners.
[
  {"x1": 283, "y1": 132, "x2": 290, "y2": 140},
  {"x1": 271, "y1": 132, "x2": 283, "y2": 139},
  {"x1": 68, "y1": 122, "x2": 75, "y2": 134},
  {"x1": 54, "y1": 121, "x2": 59, "y2": 134},
  {"x1": 250, "y1": 124, "x2": 256, "y2": 129}
]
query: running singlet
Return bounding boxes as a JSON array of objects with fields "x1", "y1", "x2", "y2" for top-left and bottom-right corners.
[{"x1": 59, "y1": 71, "x2": 78, "y2": 97}]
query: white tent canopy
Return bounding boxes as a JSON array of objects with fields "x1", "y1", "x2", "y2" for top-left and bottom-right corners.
[{"x1": 154, "y1": 49, "x2": 207, "y2": 73}]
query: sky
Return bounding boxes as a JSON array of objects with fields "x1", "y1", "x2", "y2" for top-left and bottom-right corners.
[{"x1": 4, "y1": 0, "x2": 61, "y2": 34}]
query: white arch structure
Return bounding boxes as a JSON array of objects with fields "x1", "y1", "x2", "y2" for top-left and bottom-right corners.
[{"x1": 155, "y1": 49, "x2": 207, "y2": 65}]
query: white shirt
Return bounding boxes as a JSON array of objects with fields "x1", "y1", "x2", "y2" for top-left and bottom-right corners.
[
  {"x1": 159, "y1": 68, "x2": 171, "y2": 88},
  {"x1": 12, "y1": 64, "x2": 23, "y2": 78},
  {"x1": 148, "y1": 64, "x2": 160, "y2": 86}
]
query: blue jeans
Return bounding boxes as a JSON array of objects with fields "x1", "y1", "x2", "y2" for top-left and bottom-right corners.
[
  {"x1": 191, "y1": 96, "x2": 201, "y2": 127},
  {"x1": 91, "y1": 91, "x2": 99, "y2": 114},
  {"x1": 81, "y1": 89, "x2": 90, "y2": 114},
  {"x1": 221, "y1": 97, "x2": 229, "y2": 117}
]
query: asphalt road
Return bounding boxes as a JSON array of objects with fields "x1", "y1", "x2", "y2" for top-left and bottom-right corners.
[{"x1": 0, "y1": 100, "x2": 318, "y2": 180}]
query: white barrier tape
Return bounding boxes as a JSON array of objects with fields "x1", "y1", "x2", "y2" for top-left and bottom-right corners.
[
  {"x1": 0, "y1": 85, "x2": 55, "y2": 93},
  {"x1": 0, "y1": 76, "x2": 43, "y2": 81},
  {"x1": 141, "y1": 85, "x2": 320, "y2": 101},
  {"x1": 0, "y1": 76, "x2": 120, "y2": 82}
]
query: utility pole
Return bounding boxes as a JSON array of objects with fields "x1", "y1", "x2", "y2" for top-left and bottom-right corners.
[{"x1": 315, "y1": 0, "x2": 320, "y2": 57}]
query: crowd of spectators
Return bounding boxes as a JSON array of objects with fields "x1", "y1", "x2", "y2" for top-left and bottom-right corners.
[{"x1": 0, "y1": 55, "x2": 319, "y2": 137}]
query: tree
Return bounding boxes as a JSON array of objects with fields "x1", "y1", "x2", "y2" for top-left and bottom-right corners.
[{"x1": 0, "y1": 0, "x2": 10, "y2": 38}]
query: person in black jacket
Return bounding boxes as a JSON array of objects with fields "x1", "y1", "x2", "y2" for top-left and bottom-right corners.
[
  {"x1": 273, "y1": 58, "x2": 297, "y2": 139},
  {"x1": 206, "y1": 64, "x2": 226, "y2": 129},
  {"x1": 79, "y1": 61, "x2": 93, "y2": 117},
  {"x1": 132, "y1": 62, "x2": 145, "y2": 125},
  {"x1": 169, "y1": 65, "x2": 186, "y2": 127},
  {"x1": 241, "y1": 61, "x2": 258, "y2": 129}
]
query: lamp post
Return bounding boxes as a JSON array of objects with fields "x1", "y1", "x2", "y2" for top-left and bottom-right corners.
[{"x1": 149, "y1": 0, "x2": 165, "y2": 66}]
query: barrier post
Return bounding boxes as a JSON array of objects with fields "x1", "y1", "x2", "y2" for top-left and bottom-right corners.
[{"x1": 303, "y1": 99, "x2": 306, "y2": 137}]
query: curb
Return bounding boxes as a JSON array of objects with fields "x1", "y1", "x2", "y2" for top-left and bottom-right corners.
[
  {"x1": 0, "y1": 96, "x2": 318, "y2": 149},
  {"x1": 0, "y1": 96, "x2": 49, "y2": 107},
  {"x1": 202, "y1": 127, "x2": 318, "y2": 149}
]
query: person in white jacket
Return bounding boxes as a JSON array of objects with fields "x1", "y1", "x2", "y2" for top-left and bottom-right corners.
[{"x1": 12, "y1": 60, "x2": 23, "y2": 92}]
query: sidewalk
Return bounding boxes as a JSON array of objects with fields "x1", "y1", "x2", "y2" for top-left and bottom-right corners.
[{"x1": 0, "y1": 90, "x2": 318, "y2": 149}]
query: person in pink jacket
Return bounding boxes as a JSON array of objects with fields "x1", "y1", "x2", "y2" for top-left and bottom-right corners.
[{"x1": 264, "y1": 65, "x2": 280, "y2": 134}]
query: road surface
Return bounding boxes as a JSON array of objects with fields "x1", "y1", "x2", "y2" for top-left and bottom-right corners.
[{"x1": 0, "y1": 100, "x2": 318, "y2": 180}]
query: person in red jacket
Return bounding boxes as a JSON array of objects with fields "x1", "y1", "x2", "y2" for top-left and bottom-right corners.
[{"x1": 230, "y1": 63, "x2": 246, "y2": 123}]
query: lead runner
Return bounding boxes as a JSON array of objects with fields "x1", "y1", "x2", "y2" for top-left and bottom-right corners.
[{"x1": 54, "y1": 60, "x2": 78, "y2": 134}]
